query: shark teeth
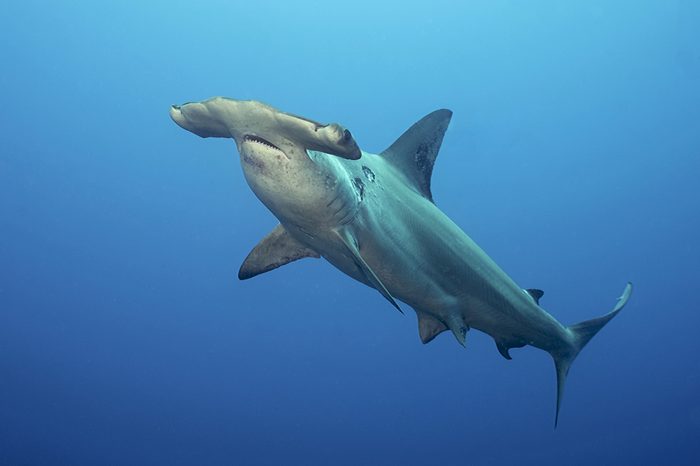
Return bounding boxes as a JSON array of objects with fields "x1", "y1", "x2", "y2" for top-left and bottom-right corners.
[{"x1": 244, "y1": 134, "x2": 282, "y2": 151}]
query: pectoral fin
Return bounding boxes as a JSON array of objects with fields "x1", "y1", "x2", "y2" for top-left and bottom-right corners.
[
  {"x1": 335, "y1": 228, "x2": 402, "y2": 314},
  {"x1": 238, "y1": 224, "x2": 319, "y2": 280}
]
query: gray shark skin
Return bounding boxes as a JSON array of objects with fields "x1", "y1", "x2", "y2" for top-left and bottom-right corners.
[{"x1": 170, "y1": 97, "x2": 632, "y2": 426}]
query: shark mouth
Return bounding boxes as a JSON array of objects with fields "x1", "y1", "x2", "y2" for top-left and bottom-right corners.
[{"x1": 243, "y1": 134, "x2": 282, "y2": 152}]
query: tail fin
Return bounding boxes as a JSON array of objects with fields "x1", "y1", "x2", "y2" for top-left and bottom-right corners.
[{"x1": 552, "y1": 282, "x2": 633, "y2": 427}]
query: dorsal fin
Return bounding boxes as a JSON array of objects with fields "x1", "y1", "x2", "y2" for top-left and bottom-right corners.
[
  {"x1": 417, "y1": 313, "x2": 448, "y2": 344},
  {"x1": 380, "y1": 109, "x2": 452, "y2": 203},
  {"x1": 526, "y1": 288, "x2": 544, "y2": 304},
  {"x1": 238, "y1": 224, "x2": 319, "y2": 280}
]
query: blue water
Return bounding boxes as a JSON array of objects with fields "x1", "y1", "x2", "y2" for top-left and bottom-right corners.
[{"x1": 2, "y1": 1, "x2": 699, "y2": 464}]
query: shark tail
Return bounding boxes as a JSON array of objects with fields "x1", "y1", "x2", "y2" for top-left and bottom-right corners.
[{"x1": 551, "y1": 282, "x2": 633, "y2": 427}]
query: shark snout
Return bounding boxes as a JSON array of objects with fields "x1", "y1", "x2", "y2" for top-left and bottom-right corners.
[
  {"x1": 169, "y1": 102, "x2": 230, "y2": 138},
  {"x1": 170, "y1": 104, "x2": 188, "y2": 128}
]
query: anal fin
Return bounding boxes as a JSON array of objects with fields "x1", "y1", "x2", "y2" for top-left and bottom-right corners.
[
  {"x1": 495, "y1": 339, "x2": 526, "y2": 360},
  {"x1": 496, "y1": 341, "x2": 512, "y2": 360},
  {"x1": 238, "y1": 224, "x2": 319, "y2": 280}
]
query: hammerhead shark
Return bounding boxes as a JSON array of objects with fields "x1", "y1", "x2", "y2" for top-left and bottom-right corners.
[{"x1": 170, "y1": 97, "x2": 632, "y2": 425}]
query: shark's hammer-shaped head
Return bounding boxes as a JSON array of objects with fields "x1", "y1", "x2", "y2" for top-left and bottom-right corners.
[
  {"x1": 170, "y1": 97, "x2": 363, "y2": 227},
  {"x1": 170, "y1": 97, "x2": 360, "y2": 159}
]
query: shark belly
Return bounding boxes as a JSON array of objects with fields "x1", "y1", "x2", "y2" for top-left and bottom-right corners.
[{"x1": 336, "y1": 177, "x2": 569, "y2": 351}]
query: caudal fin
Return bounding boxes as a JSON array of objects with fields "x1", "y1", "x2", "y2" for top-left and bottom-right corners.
[{"x1": 552, "y1": 282, "x2": 633, "y2": 427}]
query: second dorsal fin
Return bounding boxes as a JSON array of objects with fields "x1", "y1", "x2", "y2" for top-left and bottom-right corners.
[
  {"x1": 380, "y1": 109, "x2": 452, "y2": 203},
  {"x1": 526, "y1": 288, "x2": 544, "y2": 304}
]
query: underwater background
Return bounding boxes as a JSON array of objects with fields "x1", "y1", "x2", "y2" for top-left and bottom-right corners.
[{"x1": 2, "y1": 1, "x2": 699, "y2": 464}]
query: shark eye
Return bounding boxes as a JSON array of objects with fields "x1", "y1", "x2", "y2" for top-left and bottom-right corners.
[{"x1": 343, "y1": 129, "x2": 352, "y2": 143}]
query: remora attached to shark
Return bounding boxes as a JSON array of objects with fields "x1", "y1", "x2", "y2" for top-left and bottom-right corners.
[{"x1": 170, "y1": 97, "x2": 632, "y2": 425}]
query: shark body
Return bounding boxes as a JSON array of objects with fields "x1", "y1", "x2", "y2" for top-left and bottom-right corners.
[{"x1": 170, "y1": 98, "x2": 632, "y2": 425}]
